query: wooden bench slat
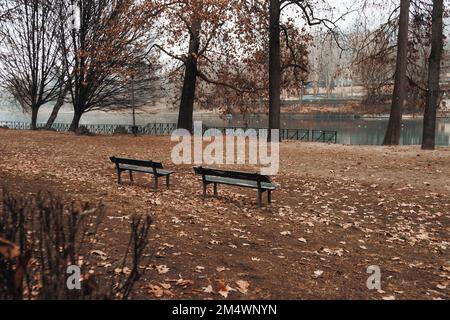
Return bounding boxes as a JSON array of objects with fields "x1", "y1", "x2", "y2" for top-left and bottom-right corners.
[
  {"x1": 194, "y1": 166, "x2": 279, "y2": 208},
  {"x1": 119, "y1": 164, "x2": 173, "y2": 176},
  {"x1": 110, "y1": 156, "x2": 172, "y2": 190},
  {"x1": 204, "y1": 175, "x2": 278, "y2": 190}
]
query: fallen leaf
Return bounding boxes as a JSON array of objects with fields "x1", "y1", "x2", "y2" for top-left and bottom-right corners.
[
  {"x1": 114, "y1": 267, "x2": 131, "y2": 275},
  {"x1": 195, "y1": 266, "x2": 205, "y2": 273},
  {"x1": 123, "y1": 267, "x2": 131, "y2": 275},
  {"x1": 441, "y1": 265, "x2": 450, "y2": 272},
  {"x1": 235, "y1": 280, "x2": 250, "y2": 294},
  {"x1": 149, "y1": 284, "x2": 164, "y2": 298},
  {"x1": 216, "y1": 266, "x2": 229, "y2": 272},
  {"x1": 91, "y1": 250, "x2": 108, "y2": 261},
  {"x1": 176, "y1": 279, "x2": 194, "y2": 288},
  {"x1": 319, "y1": 247, "x2": 344, "y2": 257},
  {"x1": 313, "y1": 270, "x2": 324, "y2": 278},
  {"x1": 160, "y1": 282, "x2": 171, "y2": 290},
  {"x1": 217, "y1": 280, "x2": 236, "y2": 298},
  {"x1": 156, "y1": 265, "x2": 170, "y2": 274},
  {"x1": 202, "y1": 285, "x2": 214, "y2": 294}
]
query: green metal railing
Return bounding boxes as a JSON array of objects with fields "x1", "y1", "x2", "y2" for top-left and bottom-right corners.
[{"x1": 0, "y1": 121, "x2": 338, "y2": 144}]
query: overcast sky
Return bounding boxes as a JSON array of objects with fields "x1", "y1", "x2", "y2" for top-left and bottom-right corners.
[
  {"x1": 285, "y1": 0, "x2": 450, "y2": 45},
  {"x1": 284, "y1": 0, "x2": 399, "y2": 31}
]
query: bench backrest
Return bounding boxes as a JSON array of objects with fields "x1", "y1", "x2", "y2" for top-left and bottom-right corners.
[
  {"x1": 110, "y1": 156, "x2": 163, "y2": 169},
  {"x1": 194, "y1": 166, "x2": 272, "y2": 183}
]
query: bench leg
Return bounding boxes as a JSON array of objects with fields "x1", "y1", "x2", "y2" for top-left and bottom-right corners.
[
  {"x1": 268, "y1": 190, "x2": 272, "y2": 204},
  {"x1": 153, "y1": 175, "x2": 159, "y2": 190},
  {"x1": 166, "y1": 175, "x2": 170, "y2": 188},
  {"x1": 213, "y1": 183, "x2": 218, "y2": 196},
  {"x1": 129, "y1": 170, "x2": 134, "y2": 183},
  {"x1": 117, "y1": 170, "x2": 122, "y2": 185},
  {"x1": 258, "y1": 190, "x2": 263, "y2": 208},
  {"x1": 203, "y1": 183, "x2": 207, "y2": 199}
]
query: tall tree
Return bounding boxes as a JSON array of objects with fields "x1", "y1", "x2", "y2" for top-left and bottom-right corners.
[
  {"x1": 265, "y1": 0, "x2": 339, "y2": 139},
  {"x1": 157, "y1": 0, "x2": 313, "y2": 133},
  {"x1": 59, "y1": 0, "x2": 161, "y2": 131},
  {"x1": 45, "y1": 79, "x2": 70, "y2": 129},
  {"x1": 269, "y1": 0, "x2": 281, "y2": 139},
  {"x1": 0, "y1": 0, "x2": 64, "y2": 130},
  {"x1": 383, "y1": 0, "x2": 411, "y2": 145},
  {"x1": 177, "y1": 11, "x2": 201, "y2": 133},
  {"x1": 195, "y1": 24, "x2": 311, "y2": 119},
  {"x1": 421, "y1": 0, "x2": 444, "y2": 150},
  {"x1": 352, "y1": 0, "x2": 436, "y2": 114},
  {"x1": 156, "y1": 0, "x2": 245, "y2": 133}
]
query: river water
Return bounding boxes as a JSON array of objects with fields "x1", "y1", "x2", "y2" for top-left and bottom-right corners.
[{"x1": 1, "y1": 104, "x2": 449, "y2": 146}]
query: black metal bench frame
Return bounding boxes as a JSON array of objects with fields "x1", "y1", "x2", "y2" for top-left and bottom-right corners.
[
  {"x1": 110, "y1": 156, "x2": 173, "y2": 190},
  {"x1": 194, "y1": 166, "x2": 278, "y2": 208}
]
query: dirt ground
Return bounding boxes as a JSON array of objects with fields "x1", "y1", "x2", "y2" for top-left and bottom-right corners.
[{"x1": 0, "y1": 128, "x2": 449, "y2": 300}]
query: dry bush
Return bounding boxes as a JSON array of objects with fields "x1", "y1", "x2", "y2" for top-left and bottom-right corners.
[{"x1": 0, "y1": 189, "x2": 151, "y2": 300}]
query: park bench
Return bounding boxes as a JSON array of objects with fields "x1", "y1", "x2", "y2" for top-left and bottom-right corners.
[
  {"x1": 193, "y1": 166, "x2": 279, "y2": 208},
  {"x1": 110, "y1": 156, "x2": 173, "y2": 190}
]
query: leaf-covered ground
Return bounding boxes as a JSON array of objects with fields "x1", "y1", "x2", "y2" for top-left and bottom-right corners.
[{"x1": 0, "y1": 129, "x2": 449, "y2": 300}]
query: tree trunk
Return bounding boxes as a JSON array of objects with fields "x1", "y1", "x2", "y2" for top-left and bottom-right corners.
[
  {"x1": 69, "y1": 111, "x2": 82, "y2": 132},
  {"x1": 45, "y1": 84, "x2": 69, "y2": 129},
  {"x1": 383, "y1": 0, "x2": 410, "y2": 145},
  {"x1": 314, "y1": 73, "x2": 319, "y2": 96},
  {"x1": 31, "y1": 107, "x2": 39, "y2": 130},
  {"x1": 422, "y1": 0, "x2": 444, "y2": 150},
  {"x1": 177, "y1": 18, "x2": 201, "y2": 133},
  {"x1": 268, "y1": 0, "x2": 281, "y2": 141}
]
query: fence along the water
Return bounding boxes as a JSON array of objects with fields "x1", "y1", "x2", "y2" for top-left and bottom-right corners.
[
  {"x1": 0, "y1": 121, "x2": 337, "y2": 143},
  {"x1": 205, "y1": 127, "x2": 337, "y2": 143}
]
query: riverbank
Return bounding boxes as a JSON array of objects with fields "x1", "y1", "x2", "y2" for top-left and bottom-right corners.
[
  {"x1": 0, "y1": 129, "x2": 449, "y2": 300},
  {"x1": 4, "y1": 112, "x2": 450, "y2": 146},
  {"x1": 281, "y1": 102, "x2": 450, "y2": 118},
  {"x1": 2, "y1": 100, "x2": 450, "y2": 125}
]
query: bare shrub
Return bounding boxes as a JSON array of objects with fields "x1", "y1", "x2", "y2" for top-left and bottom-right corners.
[{"x1": 0, "y1": 189, "x2": 152, "y2": 300}]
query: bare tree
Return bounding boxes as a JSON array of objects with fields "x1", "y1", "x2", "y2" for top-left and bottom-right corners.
[
  {"x1": 269, "y1": 0, "x2": 281, "y2": 139},
  {"x1": 352, "y1": 0, "x2": 435, "y2": 115},
  {"x1": 194, "y1": 21, "x2": 311, "y2": 118},
  {"x1": 44, "y1": 78, "x2": 70, "y2": 129},
  {"x1": 383, "y1": 0, "x2": 410, "y2": 145},
  {"x1": 265, "y1": 0, "x2": 343, "y2": 140},
  {"x1": 0, "y1": 0, "x2": 64, "y2": 130},
  {"x1": 421, "y1": 0, "x2": 444, "y2": 150},
  {"x1": 154, "y1": 0, "x2": 252, "y2": 133},
  {"x1": 58, "y1": 0, "x2": 162, "y2": 131}
]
